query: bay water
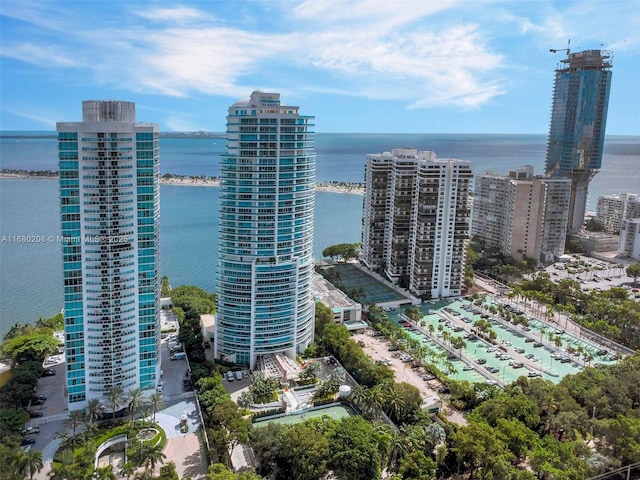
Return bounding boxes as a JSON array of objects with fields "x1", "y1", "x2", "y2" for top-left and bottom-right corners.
[{"x1": 1, "y1": 133, "x2": 638, "y2": 335}]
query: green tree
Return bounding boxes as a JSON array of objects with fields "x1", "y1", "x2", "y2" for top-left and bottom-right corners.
[
  {"x1": 64, "y1": 409, "x2": 85, "y2": 447},
  {"x1": 148, "y1": 393, "x2": 166, "y2": 424},
  {"x1": 127, "y1": 387, "x2": 146, "y2": 423},
  {"x1": 314, "y1": 301, "x2": 333, "y2": 337},
  {"x1": 86, "y1": 398, "x2": 105, "y2": 424},
  {"x1": 452, "y1": 419, "x2": 514, "y2": 478},
  {"x1": 328, "y1": 416, "x2": 387, "y2": 480},
  {"x1": 12, "y1": 448, "x2": 43, "y2": 480},
  {"x1": 276, "y1": 422, "x2": 330, "y2": 480},
  {"x1": 140, "y1": 441, "x2": 166, "y2": 470},
  {"x1": 397, "y1": 450, "x2": 436, "y2": 480},
  {"x1": 120, "y1": 461, "x2": 136, "y2": 480},
  {"x1": 93, "y1": 465, "x2": 117, "y2": 480},
  {"x1": 161, "y1": 275, "x2": 172, "y2": 297},
  {"x1": 627, "y1": 263, "x2": 640, "y2": 285},
  {"x1": 104, "y1": 386, "x2": 125, "y2": 425}
]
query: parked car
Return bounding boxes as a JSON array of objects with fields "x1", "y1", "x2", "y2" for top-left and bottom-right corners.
[
  {"x1": 475, "y1": 358, "x2": 487, "y2": 365},
  {"x1": 30, "y1": 398, "x2": 45, "y2": 405},
  {"x1": 33, "y1": 395, "x2": 46, "y2": 401},
  {"x1": 20, "y1": 426, "x2": 40, "y2": 435},
  {"x1": 27, "y1": 411, "x2": 43, "y2": 418},
  {"x1": 21, "y1": 437, "x2": 36, "y2": 446},
  {"x1": 226, "y1": 371, "x2": 235, "y2": 382},
  {"x1": 42, "y1": 368, "x2": 56, "y2": 376}
]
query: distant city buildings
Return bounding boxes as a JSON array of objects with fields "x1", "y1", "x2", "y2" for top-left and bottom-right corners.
[
  {"x1": 57, "y1": 101, "x2": 160, "y2": 409},
  {"x1": 361, "y1": 148, "x2": 471, "y2": 298},
  {"x1": 545, "y1": 49, "x2": 613, "y2": 235},
  {"x1": 214, "y1": 91, "x2": 316, "y2": 369},
  {"x1": 472, "y1": 166, "x2": 571, "y2": 264},
  {"x1": 618, "y1": 195, "x2": 640, "y2": 260},
  {"x1": 596, "y1": 193, "x2": 639, "y2": 234}
]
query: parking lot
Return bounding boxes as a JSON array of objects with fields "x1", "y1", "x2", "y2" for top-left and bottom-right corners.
[
  {"x1": 544, "y1": 255, "x2": 638, "y2": 299},
  {"x1": 385, "y1": 296, "x2": 622, "y2": 386}
]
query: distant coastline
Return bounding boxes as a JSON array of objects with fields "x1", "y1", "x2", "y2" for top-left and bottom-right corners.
[{"x1": 0, "y1": 170, "x2": 364, "y2": 195}]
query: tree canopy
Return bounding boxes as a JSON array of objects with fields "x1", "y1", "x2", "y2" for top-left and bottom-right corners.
[{"x1": 322, "y1": 243, "x2": 360, "y2": 262}]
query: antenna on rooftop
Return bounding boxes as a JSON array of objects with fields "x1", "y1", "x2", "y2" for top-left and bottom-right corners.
[{"x1": 550, "y1": 39, "x2": 571, "y2": 55}]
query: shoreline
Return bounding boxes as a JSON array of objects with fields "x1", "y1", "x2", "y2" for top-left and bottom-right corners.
[{"x1": 0, "y1": 172, "x2": 364, "y2": 195}]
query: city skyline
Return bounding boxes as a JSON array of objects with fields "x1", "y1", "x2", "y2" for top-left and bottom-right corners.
[{"x1": 1, "y1": 1, "x2": 638, "y2": 135}]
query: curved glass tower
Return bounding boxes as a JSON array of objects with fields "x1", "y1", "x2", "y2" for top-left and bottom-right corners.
[{"x1": 215, "y1": 91, "x2": 315, "y2": 369}]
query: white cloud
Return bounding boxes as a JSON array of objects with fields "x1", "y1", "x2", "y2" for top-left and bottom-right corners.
[
  {"x1": 134, "y1": 6, "x2": 213, "y2": 24},
  {"x1": 0, "y1": 1, "x2": 520, "y2": 110},
  {"x1": 1, "y1": 106, "x2": 58, "y2": 128},
  {"x1": 1, "y1": 43, "x2": 79, "y2": 68}
]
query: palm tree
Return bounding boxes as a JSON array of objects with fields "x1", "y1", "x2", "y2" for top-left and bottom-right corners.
[
  {"x1": 141, "y1": 441, "x2": 166, "y2": 471},
  {"x1": 363, "y1": 385, "x2": 386, "y2": 418},
  {"x1": 105, "y1": 385, "x2": 125, "y2": 425},
  {"x1": 148, "y1": 393, "x2": 166, "y2": 424},
  {"x1": 12, "y1": 448, "x2": 43, "y2": 480},
  {"x1": 161, "y1": 461, "x2": 178, "y2": 479},
  {"x1": 50, "y1": 463, "x2": 81, "y2": 480},
  {"x1": 86, "y1": 398, "x2": 105, "y2": 424},
  {"x1": 349, "y1": 385, "x2": 368, "y2": 413},
  {"x1": 120, "y1": 461, "x2": 136, "y2": 480},
  {"x1": 65, "y1": 409, "x2": 85, "y2": 446},
  {"x1": 127, "y1": 387, "x2": 146, "y2": 423},
  {"x1": 93, "y1": 465, "x2": 117, "y2": 480},
  {"x1": 133, "y1": 471, "x2": 155, "y2": 480},
  {"x1": 383, "y1": 385, "x2": 406, "y2": 424}
]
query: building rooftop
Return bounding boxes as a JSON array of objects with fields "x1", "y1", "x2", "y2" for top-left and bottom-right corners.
[{"x1": 314, "y1": 273, "x2": 359, "y2": 310}]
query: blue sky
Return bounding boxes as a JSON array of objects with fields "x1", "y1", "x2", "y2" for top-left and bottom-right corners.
[{"x1": 1, "y1": 0, "x2": 638, "y2": 134}]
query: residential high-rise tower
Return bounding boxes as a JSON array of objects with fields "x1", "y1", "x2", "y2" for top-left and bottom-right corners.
[
  {"x1": 472, "y1": 166, "x2": 571, "y2": 264},
  {"x1": 361, "y1": 148, "x2": 471, "y2": 298},
  {"x1": 545, "y1": 49, "x2": 612, "y2": 235},
  {"x1": 57, "y1": 101, "x2": 160, "y2": 409},
  {"x1": 214, "y1": 91, "x2": 316, "y2": 369}
]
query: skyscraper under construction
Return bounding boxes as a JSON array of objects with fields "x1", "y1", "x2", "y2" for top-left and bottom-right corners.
[{"x1": 545, "y1": 49, "x2": 612, "y2": 235}]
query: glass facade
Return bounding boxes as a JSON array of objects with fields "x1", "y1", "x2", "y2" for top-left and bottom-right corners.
[
  {"x1": 215, "y1": 91, "x2": 315, "y2": 368},
  {"x1": 57, "y1": 101, "x2": 160, "y2": 409},
  {"x1": 545, "y1": 50, "x2": 612, "y2": 234}
]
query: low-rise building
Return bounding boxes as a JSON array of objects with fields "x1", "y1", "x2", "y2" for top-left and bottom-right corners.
[{"x1": 314, "y1": 273, "x2": 365, "y2": 331}]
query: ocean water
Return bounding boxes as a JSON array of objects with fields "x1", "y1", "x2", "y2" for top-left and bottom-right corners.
[{"x1": 1, "y1": 133, "x2": 638, "y2": 335}]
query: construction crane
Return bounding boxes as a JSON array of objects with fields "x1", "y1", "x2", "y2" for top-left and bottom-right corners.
[{"x1": 550, "y1": 39, "x2": 571, "y2": 55}]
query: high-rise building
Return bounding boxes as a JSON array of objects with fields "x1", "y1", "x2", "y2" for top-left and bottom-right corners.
[
  {"x1": 472, "y1": 167, "x2": 571, "y2": 264},
  {"x1": 214, "y1": 91, "x2": 316, "y2": 369},
  {"x1": 545, "y1": 49, "x2": 612, "y2": 235},
  {"x1": 619, "y1": 196, "x2": 640, "y2": 260},
  {"x1": 361, "y1": 148, "x2": 471, "y2": 298},
  {"x1": 596, "y1": 193, "x2": 639, "y2": 234},
  {"x1": 57, "y1": 101, "x2": 160, "y2": 409}
]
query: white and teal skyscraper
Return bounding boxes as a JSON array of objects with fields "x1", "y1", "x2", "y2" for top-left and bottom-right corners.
[
  {"x1": 214, "y1": 91, "x2": 316, "y2": 369},
  {"x1": 57, "y1": 101, "x2": 160, "y2": 409}
]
